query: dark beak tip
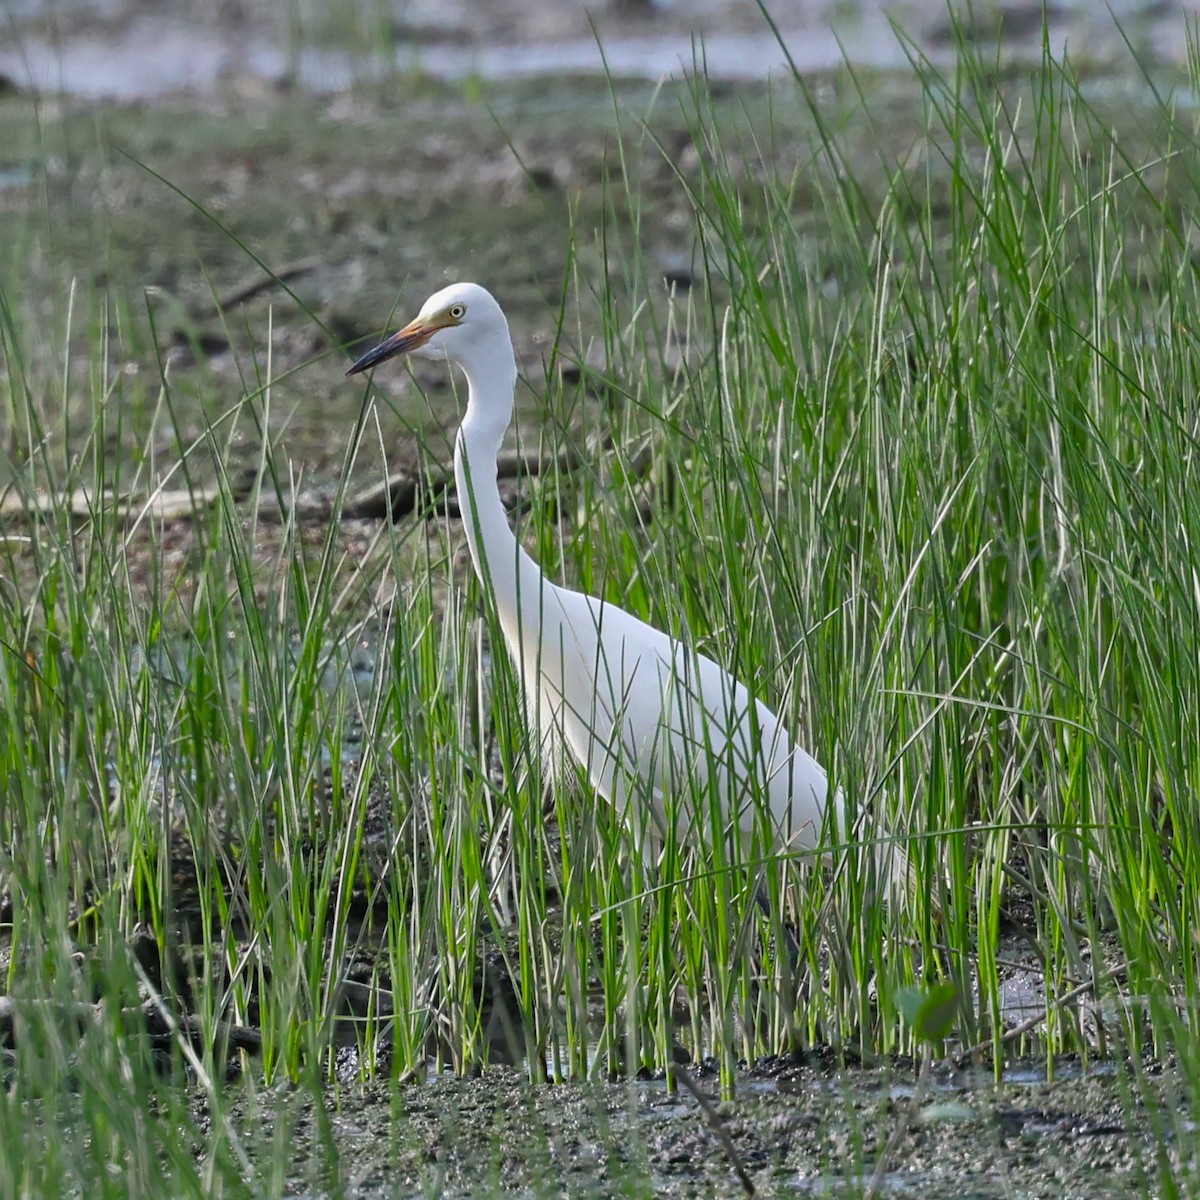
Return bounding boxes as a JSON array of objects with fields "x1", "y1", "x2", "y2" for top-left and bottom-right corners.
[
  {"x1": 346, "y1": 342, "x2": 389, "y2": 377},
  {"x1": 346, "y1": 325, "x2": 426, "y2": 377}
]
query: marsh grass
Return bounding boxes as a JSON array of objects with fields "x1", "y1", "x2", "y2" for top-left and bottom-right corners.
[{"x1": 1, "y1": 14, "x2": 1200, "y2": 1196}]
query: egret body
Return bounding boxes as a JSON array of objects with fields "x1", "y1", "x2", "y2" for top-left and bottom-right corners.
[{"x1": 348, "y1": 283, "x2": 896, "y2": 878}]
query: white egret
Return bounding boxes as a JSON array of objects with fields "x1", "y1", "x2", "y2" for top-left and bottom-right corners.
[{"x1": 348, "y1": 282, "x2": 904, "y2": 890}]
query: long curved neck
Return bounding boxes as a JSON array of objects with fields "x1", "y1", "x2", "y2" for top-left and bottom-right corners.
[{"x1": 452, "y1": 347, "x2": 543, "y2": 644}]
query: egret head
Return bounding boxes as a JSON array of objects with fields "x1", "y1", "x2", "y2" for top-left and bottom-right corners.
[{"x1": 346, "y1": 282, "x2": 509, "y2": 376}]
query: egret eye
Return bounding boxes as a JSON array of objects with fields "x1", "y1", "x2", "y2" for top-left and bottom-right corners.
[{"x1": 448, "y1": 303, "x2": 466, "y2": 320}]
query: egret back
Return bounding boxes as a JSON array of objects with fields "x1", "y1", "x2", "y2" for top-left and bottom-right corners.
[{"x1": 500, "y1": 579, "x2": 831, "y2": 852}]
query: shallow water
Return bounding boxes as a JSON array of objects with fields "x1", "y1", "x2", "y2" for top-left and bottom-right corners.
[{"x1": 0, "y1": 0, "x2": 1191, "y2": 100}]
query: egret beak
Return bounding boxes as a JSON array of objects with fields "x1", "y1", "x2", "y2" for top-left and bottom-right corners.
[{"x1": 346, "y1": 318, "x2": 434, "y2": 376}]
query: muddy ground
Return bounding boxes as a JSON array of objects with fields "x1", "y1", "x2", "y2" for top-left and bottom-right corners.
[{"x1": 215, "y1": 1055, "x2": 1179, "y2": 1199}]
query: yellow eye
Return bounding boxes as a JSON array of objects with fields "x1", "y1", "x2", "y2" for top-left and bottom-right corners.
[{"x1": 448, "y1": 303, "x2": 466, "y2": 320}]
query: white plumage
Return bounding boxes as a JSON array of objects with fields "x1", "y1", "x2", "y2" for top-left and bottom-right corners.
[{"x1": 349, "y1": 282, "x2": 897, "y2": 879}]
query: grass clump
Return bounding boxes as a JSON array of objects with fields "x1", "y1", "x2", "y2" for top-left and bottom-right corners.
[{"x1": 1, "y1": 13, "x2": 1200, "y2": 1197}]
